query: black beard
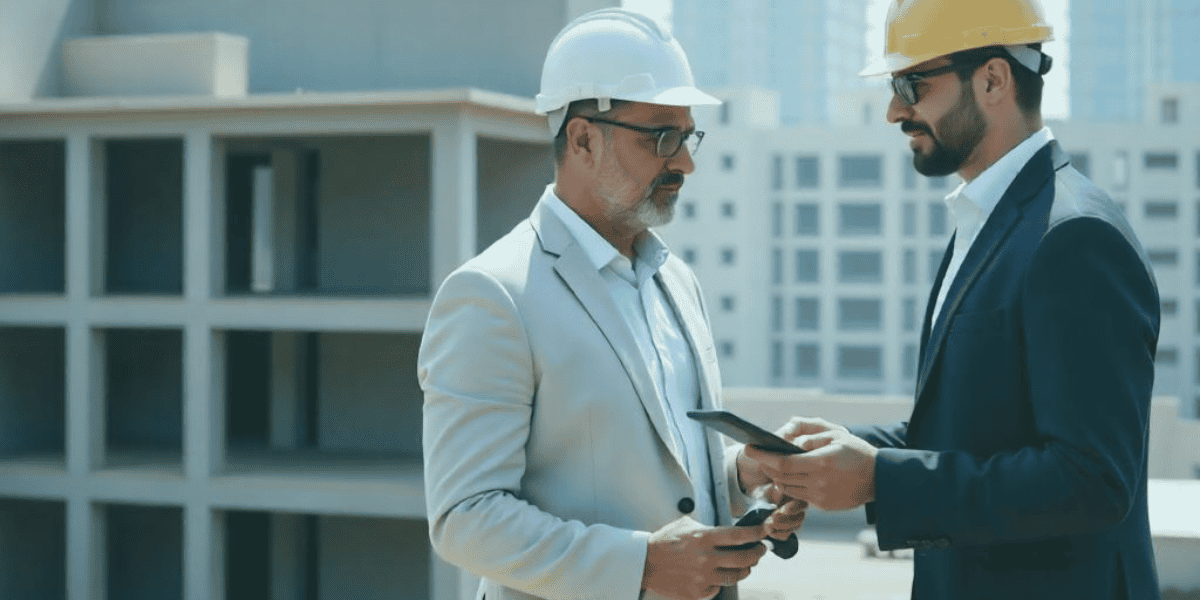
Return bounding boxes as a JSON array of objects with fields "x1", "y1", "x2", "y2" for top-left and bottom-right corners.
[{"x1": 911, "y1": 82, "x2": 987, "y2": 177}]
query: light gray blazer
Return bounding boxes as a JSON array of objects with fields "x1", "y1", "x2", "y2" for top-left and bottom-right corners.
[{"x1": 420, "y1": 195, "x2": 745, "y2": 600}]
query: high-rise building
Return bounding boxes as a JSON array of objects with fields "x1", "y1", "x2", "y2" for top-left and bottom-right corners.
[
  {"x1": 672, "y1": 0, "x2": 870, "y2": 125},
  {"x1": 1070, "y1": 0, "x2": 1200, "y2": 121},
  {"x1": 662, "y1": 84, "x2": 1200, "y2": 419}
]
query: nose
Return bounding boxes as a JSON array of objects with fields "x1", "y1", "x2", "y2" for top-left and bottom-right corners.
[
  {"x1": 886, "y1": 93, "x2": 910, "y2": 124},
  {"x1": 670, "y1": 144, "x2": 696, "y2": 175}
]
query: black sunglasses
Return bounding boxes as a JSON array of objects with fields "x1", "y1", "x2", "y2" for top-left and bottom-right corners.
[
  {"x1": 890, "y1": 53, "x2": 1011, "y2": 106},
  {"x1": 580, "y1": 116, "x2": 704, "y2": 158}
]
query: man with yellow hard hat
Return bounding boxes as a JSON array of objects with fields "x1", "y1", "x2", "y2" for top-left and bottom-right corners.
[{"x1": 736, "y1": 0, "x2": 1164, "y2": 597}]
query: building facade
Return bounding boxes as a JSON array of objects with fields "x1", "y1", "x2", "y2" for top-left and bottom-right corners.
[
  {"x1": 671, "y1": 0, "x2": 870, "y2": 125},
  {"x1": 660, "y1": 84, "x2": 1200, "y2": 419},
  {"x1": 1069, "y1": 0, "x2": 1200, "y2": 121}
]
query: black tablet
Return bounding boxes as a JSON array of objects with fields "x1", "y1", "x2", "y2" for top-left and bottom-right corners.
[{"x1": 687, "y1": 410, "x2": 805, "y2": 454}]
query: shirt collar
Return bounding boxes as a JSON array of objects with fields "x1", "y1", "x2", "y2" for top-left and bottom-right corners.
[
  {"x1": 950, "y1": 126, "x2": 1054, "y2": 218},
  {"x1": 542, "y1": 185, "x2": 670, "y2": 278}
]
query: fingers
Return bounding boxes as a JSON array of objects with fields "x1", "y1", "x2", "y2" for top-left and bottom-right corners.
[
  {"x1": 776, "y1": 416, "x2": 844, "y2": 441},
  {"x1": 705, "y1": 523, "x2": 767, "y2": 549},
  {"x1": 795, "y1": 431, "x2": 838, "y2": 452},
  {"x1": 764, "y1": 499, "x2": 807, "y2": 538},
  {"x1": 715, "y1": 567, "x2": 753, "y2": 587}
]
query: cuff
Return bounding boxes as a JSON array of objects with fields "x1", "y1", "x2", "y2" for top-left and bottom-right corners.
[{"x1": 724, "y1": 443, "x2": 755, "y2": 517}]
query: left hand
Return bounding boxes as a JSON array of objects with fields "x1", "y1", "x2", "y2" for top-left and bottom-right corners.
[{"x1": 744, "y1": 427, "x2": 879, "y2": 512}]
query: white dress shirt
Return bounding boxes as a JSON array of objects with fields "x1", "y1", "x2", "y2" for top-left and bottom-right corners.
[
  {"x1": 545, "y1": 187, "x2": 716, "y2": 528},
  {"x1": 931, "y1": 127, "x2": 1055, "y2": 325}
]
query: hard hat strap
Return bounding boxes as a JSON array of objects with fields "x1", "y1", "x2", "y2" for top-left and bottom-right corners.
[{"x1": 1003, "y1": 45, "x2": 1051, "y2": 76}]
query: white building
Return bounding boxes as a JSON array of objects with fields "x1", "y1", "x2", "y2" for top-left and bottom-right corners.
[
  {"x1": 1069, "y1": 0, "x2": 1200, "y2": 121},
  {"x1": 672, "y1": 0, "x2": 870, "y2": 125},
  {"x1": 660, "y1": 84, "x2": 1200, "y2": 418}
]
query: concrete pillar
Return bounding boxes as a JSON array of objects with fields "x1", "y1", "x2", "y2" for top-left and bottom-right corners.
[
  {"x1": 66, "y1": 499, "x2": 104, "y2": 600},
  {"x1": 184, "y1": 131, "x2": 213, "y2": 303},
  {"x1": 65, "y1": 134, "x2": 101, "y2": 475},
  {"x1": 430, "y1": 113, "x2": 477, "y2": 287},
  {"x1": 184, "y1": 503, "x2": 220, "y2": 600}
]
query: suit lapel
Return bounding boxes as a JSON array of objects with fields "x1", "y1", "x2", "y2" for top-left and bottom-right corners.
[
  {"x1": 656, "y1": 262, "x2": 732, "y2": 523},
  {"x1": 912, "y1": 144, "x2": 1058, "y2": 418},
  {"x1": 531, "y1": 200, "x2": 688, "y2": 472}
]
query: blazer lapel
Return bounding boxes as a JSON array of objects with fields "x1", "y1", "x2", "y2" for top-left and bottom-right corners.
[
  {"x1": 531, "y1": 200, "x2": 688, "y2": 472},
  {"x1": 912, "y1": 144, "x2": 1058, "y2": 417},
  {"x1": 655, "y1": 262, "x2": 732, "y2": 523}
]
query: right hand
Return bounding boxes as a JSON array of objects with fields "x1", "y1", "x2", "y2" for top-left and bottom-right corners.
[
  {"x1": 775, "y1": 416, "x2": 847, "y2": 441},
  {"x1": 642, "y1": 516, "x2": 768, "y2": 600}
]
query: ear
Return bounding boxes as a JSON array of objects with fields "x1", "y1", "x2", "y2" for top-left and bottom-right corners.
[
  {"x1": 978, "y1": 57, "x2": 1013, "y2": 108},
  {"x1": 564, "y1": 117, "x2": 600, "y2": 168}
]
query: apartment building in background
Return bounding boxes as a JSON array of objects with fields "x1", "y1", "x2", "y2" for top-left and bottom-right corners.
[
  {"x1": 1069, "y1": 0, "x2": 1200, "y2": 121},
  {"x1": 659, "y1": 83, "x2": 1200, "y2": 418},
  {"x1": 672, "y1": 0, "x2": 870, "y2": 125}
]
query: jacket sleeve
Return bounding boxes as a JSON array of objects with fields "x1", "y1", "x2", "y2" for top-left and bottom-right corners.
[
  {"x1": 870, "y1": 217, "x2": 1159, "y2": 551},
  {"x1": 419, "y1": 267, "x2": 648, "y2": 600}
]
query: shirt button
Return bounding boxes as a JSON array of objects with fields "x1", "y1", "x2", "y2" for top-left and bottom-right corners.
[{"x1": 677, "y1": 497, "x2": 695, "y2": 514}]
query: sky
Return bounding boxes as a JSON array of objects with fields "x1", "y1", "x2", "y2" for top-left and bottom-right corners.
[{"x1": 621, "y1": 0, "x2": 1071, "y2": 119}]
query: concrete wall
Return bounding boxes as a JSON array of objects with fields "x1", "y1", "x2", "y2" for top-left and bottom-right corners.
[
  {"x1": 0, "y1": 141, "x2": 66, "y2": 293},
  {"x1": 106, "y1": 505, "x2": 184, "y2": 600},
  {"x1": 104, "y1": 139, "x2": 185, "y2": 295},
  {"x1": 0, "y1": 499, "x2": 66, "y2": 600},
  {"x1": 91, "y1": 0, "x2": 611, "y2": 97},
  {"x1": 0, "y1": 0, "x2": 94, "y2": 100},
  {"x1": 0, "y1": 328, "x2": 66, "y2": 455},
  {"x1": 317, "y1": 136, "x2": 430, "y2": 295},
  {"x1": 319, "y1": 516, "x2": 430, "y2": 600},
  {"x1": 319, "y1": 333, "x2": 423, "y2": 455},
  {"x1": 475, "y1": 138, "x2": 552, "y2": 252},
  {"x1": 105, "y1": 329, "x2": 183, "y2": 452}
]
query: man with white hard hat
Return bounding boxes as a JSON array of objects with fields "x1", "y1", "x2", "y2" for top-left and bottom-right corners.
[
  {"x1": 741, "y1": 0, "x2": 1163, "y2": 598},
  {"x1": 420, "y1": 8, "x2": 805, "y2": 600}
]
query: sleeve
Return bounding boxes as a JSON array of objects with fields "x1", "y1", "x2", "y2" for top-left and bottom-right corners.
[
  {"x1": 848, "y1": 422, "x2": 909, "y2": 450},
  {"x1": 724, "y1": 444, "x2": 756, "y2": 517},
  {"x1": 870, "y1": 217, "x2": 1159, "y2": 551},
  {"x1": 419, "y1": 267, "x2": 648, "y2": 600},
  {"x1": 846, "y1": 422, "x2": 908, "y2": 525}
]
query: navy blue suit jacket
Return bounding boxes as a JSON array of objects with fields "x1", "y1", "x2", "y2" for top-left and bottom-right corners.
[{"x1": 850, "y1": 141, "x2": 1162, "y2": 599}]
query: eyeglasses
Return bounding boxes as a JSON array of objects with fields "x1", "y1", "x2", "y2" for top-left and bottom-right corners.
[
  {"x1": 580, "y1": 116, "x2": 704, "y2": 158},
  {"x1": 890, "y1": 53, "x2": 1011, "y2": 106}
]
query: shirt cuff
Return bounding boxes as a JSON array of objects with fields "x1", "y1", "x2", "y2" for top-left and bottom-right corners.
[{"x1": 724, "y1": 443, "x2": 756, "y2": 517}]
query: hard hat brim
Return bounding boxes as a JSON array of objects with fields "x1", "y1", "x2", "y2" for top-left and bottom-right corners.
[
  {"x1": 625, "y1": 85, "x2": 723, "y2": 107},
  {"x1": 859, "y1": 53, "x2": 931, "y2": 77}
]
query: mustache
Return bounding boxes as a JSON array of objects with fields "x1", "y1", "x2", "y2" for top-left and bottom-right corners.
[
  {"x1": 901, "y1": 121, "x2": 933, "y2": 136},
  {"x1": 655, "y1": 172, "x2": 685, "y2": 188}
]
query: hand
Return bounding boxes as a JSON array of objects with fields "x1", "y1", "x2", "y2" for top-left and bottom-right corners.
[
  {"x1": 734, "y1": 416, "x2": 845, "y2": 494},
  {"x1": 759, "y1": 484, "x2": 807, "y2": 540},
  {"x1": 642, "y1": 516, "x2": 768, "y2": 600},
  {"x1": 744, "y1": 421, "x2": 878, "y2": 512}
]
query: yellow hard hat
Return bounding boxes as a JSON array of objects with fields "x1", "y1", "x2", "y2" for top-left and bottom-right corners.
[{"x1": 860, "y1": 0, "x2": 1054, "y2": 76}]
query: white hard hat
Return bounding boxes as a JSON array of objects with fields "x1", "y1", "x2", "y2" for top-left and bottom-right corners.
[{"x1": 536, "y1": 8, "x2": 720, "y2": 135}]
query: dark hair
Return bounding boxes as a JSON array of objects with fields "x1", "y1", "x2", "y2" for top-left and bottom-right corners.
[
  {"x1": 552, "y1": 99, "x2": 630, "y2": 166},
  {"x1": 950, "y1": 45, "x2": 1045, "y2": 116}
]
